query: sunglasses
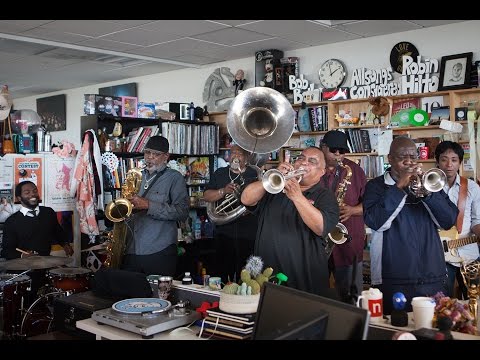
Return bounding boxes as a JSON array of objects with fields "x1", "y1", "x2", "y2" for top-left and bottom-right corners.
[{"x1": 329, "y1": 147, "x2": 347, "y2": 154}]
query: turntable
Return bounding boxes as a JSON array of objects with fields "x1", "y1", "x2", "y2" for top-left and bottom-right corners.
[{"x1": 91, "y1": 298, "x2": 200, "y2": 339}]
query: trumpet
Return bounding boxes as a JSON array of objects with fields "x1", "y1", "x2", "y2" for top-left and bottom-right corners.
[
  {"x1": 262, "y1": 168, "x2": 307, "y2": 194},
  {"x1": 409, "y1": 167, "x2": 446, "y2": 198}
]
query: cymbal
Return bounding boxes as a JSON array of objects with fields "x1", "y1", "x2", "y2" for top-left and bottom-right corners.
[{"x1": 0, "y1": 255, "x2": 74, "y2": 270}]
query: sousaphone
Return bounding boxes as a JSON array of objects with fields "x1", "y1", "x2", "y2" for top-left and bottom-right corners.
[{"x1": 206, "y1": 87, "x2": 296, "y2": 225}]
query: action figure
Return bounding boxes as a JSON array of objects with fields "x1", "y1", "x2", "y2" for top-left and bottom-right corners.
[{"x1": 233, "y1": 69, "x2": 246, "y2": 96}]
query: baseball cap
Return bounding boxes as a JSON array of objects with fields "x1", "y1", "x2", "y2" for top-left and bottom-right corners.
[
  {"x1": 144, "y1": 136, "x2": 169, "y2": 153},
  {"x1": 321, "y1": 130, "x2": 349, "y2": 150}
]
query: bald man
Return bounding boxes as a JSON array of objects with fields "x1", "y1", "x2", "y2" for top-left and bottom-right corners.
[{"x1": 363, "y1": 137, "x2": 458, "y2": 314}]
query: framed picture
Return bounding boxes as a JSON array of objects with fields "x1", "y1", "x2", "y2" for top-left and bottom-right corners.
[
  {"x1": 438, "y1": 52, "x2": 473, "y2": 91},
  {"x1": 429, "y1": 106, "x2": 450, "y2": 125},
  {"x1": 36, "y1": 94, "x2": 66, "y2": 132},
  {"x1": 121, "y1": 96, "x2": 138, "y2": 118}
]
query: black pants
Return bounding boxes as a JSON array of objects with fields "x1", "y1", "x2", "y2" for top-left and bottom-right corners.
[
  {"x1": 121, "y1": 244, "x2": 177, "y2": 276},
  {"x1": 215, "y1": 215, "x2": 257, "y2": 284}
]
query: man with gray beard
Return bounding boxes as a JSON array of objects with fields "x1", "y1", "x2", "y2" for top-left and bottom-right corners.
[{"x1": 121, "y1": 136, "x2": 189, "y2": 276}]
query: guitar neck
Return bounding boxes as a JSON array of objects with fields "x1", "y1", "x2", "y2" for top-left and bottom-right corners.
[{"x1": 447, "y1": 236, "x2": 479, "y2": 250}]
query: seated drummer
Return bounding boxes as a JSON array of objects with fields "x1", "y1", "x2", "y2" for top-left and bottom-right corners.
[{"x1": 1, "y1": 181, "x2": 74, "y2": 259}]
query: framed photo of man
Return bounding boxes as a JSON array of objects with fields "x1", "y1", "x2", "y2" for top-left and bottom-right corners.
[{"x1": 438, "y1": 52, "x2": 472, "y2": 91}]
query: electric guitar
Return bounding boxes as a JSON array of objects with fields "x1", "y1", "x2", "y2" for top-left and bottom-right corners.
[{"x1": 439, "y1": 227, "x2": 479, "y2": 263}]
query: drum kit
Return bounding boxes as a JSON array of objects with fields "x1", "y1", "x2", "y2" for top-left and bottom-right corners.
[{"x1": 0, "y1": 255, "x2": 92, "y2": 339}]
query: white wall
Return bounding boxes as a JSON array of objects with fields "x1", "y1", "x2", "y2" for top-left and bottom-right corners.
[{"x1": 13, "y1": 20, "x2": 480, "y2": 150}]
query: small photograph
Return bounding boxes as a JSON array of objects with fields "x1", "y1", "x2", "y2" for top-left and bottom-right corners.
[{"x1": 429, "y1": 106, "x2": 450, "y2": 125}]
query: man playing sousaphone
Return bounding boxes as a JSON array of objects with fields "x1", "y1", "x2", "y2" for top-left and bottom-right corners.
[
  {"x1": 241, "y1": 146, "x2": 339, "y2": 296},
  {"x1": 203, "y1": 145, "x2": 259, "y2": 284}
]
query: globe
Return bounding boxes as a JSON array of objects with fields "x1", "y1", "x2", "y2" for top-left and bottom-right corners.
[
  {"x1": 10, "y1": 109, "x2": 42, "y2": 135},
  {"x1": 392, "y1": 292, "x2": 407, "y2": 311}
]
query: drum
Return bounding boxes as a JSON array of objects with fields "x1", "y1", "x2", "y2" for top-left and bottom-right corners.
[
  {"x1": 1, "y1": 273, "x2": 31, "y2": 338},
  {"x1": 47, "y1": 267, "x2": 92, "y2": 294},
  {"x1": 20, "y1": 290, "x2": 64, "y2": 338}
]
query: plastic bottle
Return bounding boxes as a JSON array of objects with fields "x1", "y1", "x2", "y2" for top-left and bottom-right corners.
[
  {"x1": 189, "y1": 102, "x2": 195, "y2": 121},
  {"x1": 182, "y1": 272, "x2": 193, "y2": 285},
  {"x1": 193, "y1": 216, "x2": 202, "y2": 240},
  {"x1": 204, "y1": 218, "x2": 214, "y2": 238}
]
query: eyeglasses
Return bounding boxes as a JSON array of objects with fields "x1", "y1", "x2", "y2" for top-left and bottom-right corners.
[
  {"x1": 144, "y1": 149, "x2": 166, "y2": 157},
  {"x1": 295, "y1": 155, "x2": 319, "y2": 166},
  {"x1": 329, "y1": 147, "x2": 347, "y2": 154}
]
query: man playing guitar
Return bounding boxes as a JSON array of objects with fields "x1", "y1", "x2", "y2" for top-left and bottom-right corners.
[{"x1": 435, "y1": 141, "x2": 480, "y2": 299}]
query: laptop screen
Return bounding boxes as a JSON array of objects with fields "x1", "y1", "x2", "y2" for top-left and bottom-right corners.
[{"x1": 252, "y1": 283, "x2": 370, "y2": 340}]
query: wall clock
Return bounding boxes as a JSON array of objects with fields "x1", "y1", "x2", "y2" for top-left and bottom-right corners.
[
  {"x1": 390, "y1": 41, "x2": 419, "y2": 74},
  {"x1": 318, "y1": 59, "x2": 347, "y2": 89}
]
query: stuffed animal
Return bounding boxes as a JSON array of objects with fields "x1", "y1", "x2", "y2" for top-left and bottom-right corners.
[
  {"x1": 52, "y1": 140, "x2": 76, "y2": 158},
  {"x1": 369, "y1": 96, "x2": 390, "y2": 124},
  {"x1": 260, "y1": 61, "x2": 274, "y2": 87}
]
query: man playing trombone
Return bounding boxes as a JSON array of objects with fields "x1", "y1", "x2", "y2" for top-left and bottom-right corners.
[
  {"x1": 241, "y1": 146, "x2": 339, "y2": 296},
  {"x1": 363, "y1": 136, "x2": 458, "y2": 315}
]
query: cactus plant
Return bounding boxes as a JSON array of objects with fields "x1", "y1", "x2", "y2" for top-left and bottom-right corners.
[{"x1": 223, "y1": 283, "x2": 239, "y2": 295}]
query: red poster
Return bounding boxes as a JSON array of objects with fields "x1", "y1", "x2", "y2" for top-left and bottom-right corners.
[{"x1": 14, "y1": 157, "x2": 43, "y2": 201}]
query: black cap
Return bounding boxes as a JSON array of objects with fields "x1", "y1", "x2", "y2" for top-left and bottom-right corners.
[
  {"x1": 321, "y1": 130, "x2": 348, "y2": 150},
  {"x1": 144, "y1": 136, "x2": 169, "y2": 153}
]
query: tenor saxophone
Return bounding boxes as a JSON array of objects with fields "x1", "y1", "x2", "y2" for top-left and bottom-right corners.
[{"x1": 325, "y1": 160, "x2": 353, "y2": 257}]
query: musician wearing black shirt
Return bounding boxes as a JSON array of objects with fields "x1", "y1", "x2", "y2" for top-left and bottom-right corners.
[{"x1": 1, "y1": 181, "x2": 73, "y2": 260}]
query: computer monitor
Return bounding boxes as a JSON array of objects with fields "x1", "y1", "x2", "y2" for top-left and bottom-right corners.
[{"x1": 252, "y1": 283, "x2": 370, "y2": 340}]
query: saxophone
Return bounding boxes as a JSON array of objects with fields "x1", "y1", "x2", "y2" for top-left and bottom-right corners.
[
  {"x1": 325, "y1": 160, "x2": 353, "y2": 257},
  {"x1": 104, "y1": 166, "x2": 143, "y2": 268}
]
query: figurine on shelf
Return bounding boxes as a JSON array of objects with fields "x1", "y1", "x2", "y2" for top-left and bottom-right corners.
[
  {"x1": 233, "y1": 69, "x2": 246, "y2": 96},
  {"x1": 259, "y1": 61, "x2": 274, "y2": 88}
]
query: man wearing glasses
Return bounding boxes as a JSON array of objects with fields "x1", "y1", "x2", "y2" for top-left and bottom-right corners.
[
  {"x1": 320, "y1": 131, "x2": 367, "y2": 303},
  {"x1": 121, "y1": 136, "x2": 189, "y2": 276},
  {"x1": 363, "y1": 136, "x2": 458, "y2": 315},
  {"x1": 241, "y1": 147, "x2": 339, "y2": 296}
]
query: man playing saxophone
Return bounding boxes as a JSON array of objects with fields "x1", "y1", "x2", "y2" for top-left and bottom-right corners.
[
  {"x1": 241, "y1": 146, "x2": 339, "y2": 296},
  {"x1": 363, "y1": 136, "x2": 458, "y2": 315},
  {"x1": 120, "y1": 136, "x2": 189, "y2": 276},
  {"x1": 320, "y1": 131, "x2": 367, "y2": 303}
]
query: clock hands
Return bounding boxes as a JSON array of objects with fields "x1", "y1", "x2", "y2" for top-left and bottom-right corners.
[
  {"x1": 328, "y1": 63, "x2": 332, "y2": 76},
  {"x1": 331, "y1": 67, "x2": 341, "y2": 75}
]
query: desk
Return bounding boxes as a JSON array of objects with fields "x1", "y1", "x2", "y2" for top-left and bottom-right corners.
[
  {"x1": 369, "y1": 312, "x2": 480, "y2": 340},
  {"x1": 76, "y1": 318, "x2": 202, "y2": 340}
]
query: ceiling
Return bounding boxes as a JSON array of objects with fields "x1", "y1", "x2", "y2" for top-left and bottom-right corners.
[{"x1": 0, "y1": 20, "x2": 467, "y2": 99}]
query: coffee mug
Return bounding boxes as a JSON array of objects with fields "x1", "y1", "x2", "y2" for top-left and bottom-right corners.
[
  {"x1": 158, "y1": 276, "x2": 173, "y2": 300},
  {"x1": 356, "y1": 288, "x2": 383, "y2": 323}
]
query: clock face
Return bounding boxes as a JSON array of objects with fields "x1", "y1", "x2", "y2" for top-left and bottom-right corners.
[{"x1": 318, "y1": 59, "x2": 346, "y2": 88}]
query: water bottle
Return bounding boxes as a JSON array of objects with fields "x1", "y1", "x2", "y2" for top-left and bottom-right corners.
[
  {"x1": 189, "y1": 102, "x2": 195, "y2": 121},
  {"x1": 44, "y1": 132, "x2": 52, "y2": 152},
  {"x1": 193, "y1": 216, "x2": 202, "y2": 240},
  {"x1": 204, "y1": 218, "x2": 214, "y2": 238}
]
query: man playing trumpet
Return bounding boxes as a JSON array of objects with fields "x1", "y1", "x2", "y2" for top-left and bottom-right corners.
[
  {"x1": 363, "y1": 136, "x2": 458, "y2": 315},
  {"x1": 241, "y1": 146, "x2": 339, "y2": 296}
]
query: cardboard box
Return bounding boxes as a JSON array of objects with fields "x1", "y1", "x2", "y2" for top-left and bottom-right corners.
[
  {"x1": 83, "y1": 94, "x2": 122, "y2": 116},
  {"x1": 254, "y1": 49, "x2": 284, "y2": 91}
]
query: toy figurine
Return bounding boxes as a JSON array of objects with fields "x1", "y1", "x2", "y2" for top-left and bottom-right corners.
[
  {"x1": 233, "y1": 69, "x2": 246, "y2": 96},
  {"x1": 260, "y1": 61, "x2": 274, "y2": 88}
]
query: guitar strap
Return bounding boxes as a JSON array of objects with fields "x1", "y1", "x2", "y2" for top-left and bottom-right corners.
[{"x1": 456, "y1": 176, "x2": 468, "y2": 234}]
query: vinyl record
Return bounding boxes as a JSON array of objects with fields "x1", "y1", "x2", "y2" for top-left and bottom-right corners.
[
  {"x1": 112, "y1": 298, "x2": 171, "y2": 314},
  {"x1": 408, "y1": 109, "x2": 429, "y2": 126}
]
